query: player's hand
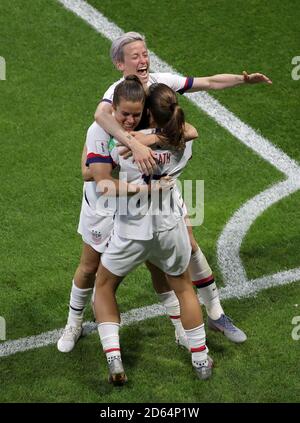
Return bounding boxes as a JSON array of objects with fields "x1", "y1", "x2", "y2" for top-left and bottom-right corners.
[
  {"x1": 130, "y1": 142, "x2": 157, "y2": 175},
  {"x1": 243, "y1": 71, "x2": 272, "y2": 84},
  {"x1": 151, "y1": 176, "x2": 176, "y2": 192}
]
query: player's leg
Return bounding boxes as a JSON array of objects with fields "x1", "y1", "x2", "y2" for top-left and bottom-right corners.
[
  {"x1": 150, "y1": 219, "x2": 213, "y2": 379},
  {"x1": 95, "y1": 233, "x2": 147, "y2": 385},
  {"x1": 94, "y1": 263, "x2": 127, "y2": 386},
  {"x1": 146, "y1": 261, "x2": 188, "y2": 349},
  {"x1": 57, "y1": 242, "x2": 99, "y2": 353},
  {"x1": 166, "y1": 270, "x2": 213, "y2": 380},
  {"x1": 186, "y1": 218, "x2": 247, "y2": 343}
]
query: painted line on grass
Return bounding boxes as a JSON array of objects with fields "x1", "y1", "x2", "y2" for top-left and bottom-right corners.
[
  {"x1": 57, "y1": 0, "x2": 300, "y2": 287},
  {"x1": 0, "y1": 304, "x2": 165, "y2": 358},
  {"x1": 1, "y1": 0, "x2": 296, "y2": 359}
]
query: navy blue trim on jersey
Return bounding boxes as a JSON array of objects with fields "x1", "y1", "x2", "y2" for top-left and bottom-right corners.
[
  {"x1": 177, "y1": 77, "x2": 194, "y2": 94},
  {"x1": 100, "y1": 98, "x2": 112, "y2": 104},
  {"x1": 84, "y1": 191, "x2": 90, "y2": 207},
  {"x1": 86, "y1": 156, "x2": 113, "y2": 165}
]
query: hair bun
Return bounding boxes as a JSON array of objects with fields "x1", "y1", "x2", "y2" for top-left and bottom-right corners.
[{"x1": 125, "y1": 74, "x2": 141, "y2": 84}]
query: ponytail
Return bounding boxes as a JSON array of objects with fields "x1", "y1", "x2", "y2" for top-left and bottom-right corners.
[{"x1": 146, "y1": 83, "x2": 185, "y2": 150}]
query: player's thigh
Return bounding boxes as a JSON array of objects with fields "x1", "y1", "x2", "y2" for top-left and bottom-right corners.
[
  {"x1": 150, "y1": 220, "x2": 191, "y2": 276},
  {"x1": 145, "y1": 261, "x2": 170, "y2": 293}
]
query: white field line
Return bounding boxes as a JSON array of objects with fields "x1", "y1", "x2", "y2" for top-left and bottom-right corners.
[
  {"x1": 0, "y1": 304, "x2": 165, "y2": 358},
  {"x1": 56, "y1": 0, "x2": 300, "y2": 284},
  {"x1": 2, "y1": 0, "x2": 298, "y2": 359}
]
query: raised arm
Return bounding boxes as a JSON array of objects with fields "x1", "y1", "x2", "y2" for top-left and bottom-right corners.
[
  {"x1": 188, "y1": 71, "x2": 272, "y2": 91},
  {"x1": 94, "y1": 101, "x2": 156, "y2": 175}
]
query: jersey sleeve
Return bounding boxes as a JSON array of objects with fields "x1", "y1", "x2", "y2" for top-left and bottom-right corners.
[
  {"x1": 85, "y1": 123, "x2": 113, "y2": 166},
  {"x1": 100, "y1": 77, "x2": 124, "y2": 104},
  {"x1": 154, "y1": 72, "x2": 194, "y2": 94}
]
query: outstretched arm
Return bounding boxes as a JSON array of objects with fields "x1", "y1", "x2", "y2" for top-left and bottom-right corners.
[
  {"x1": 188, "y1": 71, "x2": 272, "y2": 91},
  {"x1": 94, "y1": 101, "x2": 156, "y2": 175}
]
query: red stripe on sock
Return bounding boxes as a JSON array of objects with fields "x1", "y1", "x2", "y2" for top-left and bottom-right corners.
[
  {"x1": 170, "y1": 315, "x2": 181, "y2": 320},
  {"x1": 191, "y1": 345, "x2": 207, "y2": 353},
  {"x1": 192, "y1": 274, "x2": 214, "y2": 286},
  {"x1": 104, "y1": 348, "x2": 120, "y2": 353}
]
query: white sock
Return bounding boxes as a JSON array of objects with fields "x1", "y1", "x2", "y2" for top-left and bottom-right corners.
[
  {"x1": 157, "y1": 291, "x2": 186, "y2": 338},
  {"x1": 198, "y1": 282, "x2": 224, "y2": 320},
  {"x1": 67, "y1": 280, "x2": 93, "y2": 327},
  {"x1": 98, "y1": 322, "x2": 121, "y2": 363},
  {"x1": 185, "y1": 324, "x2": 208, "y2": 364},
  {"x1": 189, "y1": 248, "x2": 224, "y2": 320}
]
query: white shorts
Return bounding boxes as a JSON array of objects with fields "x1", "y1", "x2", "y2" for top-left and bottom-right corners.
[
  {"x1": 101, "y1": 218, "x2": 191, "y2": 277},
  {"x1": 77, "y1": 197, "x2": 114, "y2": 253},
  {"x1": 173, "y1": 185, "x2": 188, "y2": 218}
]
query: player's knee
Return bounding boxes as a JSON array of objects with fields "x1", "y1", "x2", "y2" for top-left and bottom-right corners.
[{"x1": 79, "y1": 262, "x2": 98, "y2": 277}]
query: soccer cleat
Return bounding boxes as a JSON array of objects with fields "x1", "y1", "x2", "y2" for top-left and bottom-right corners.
[
  {"x1": 57, "y1": 324, "x2": 82, "y2": 353},
  {"x1": 175, "y1": 329, "x2": 189, "y2": 350},
  {"x1": 207, "y1": 314, "x2": 247, "y2": 343},
  {"x1": 108, "y1": 357, "x2": 128, "y2": 386},
  {"x1": 193, "y1": 355, "x2": 214, "y2": 380}
]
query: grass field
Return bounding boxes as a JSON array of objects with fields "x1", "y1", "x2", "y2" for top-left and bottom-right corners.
[{"x1": 0, "y1": 0, "x2": 299, "y2": 403}]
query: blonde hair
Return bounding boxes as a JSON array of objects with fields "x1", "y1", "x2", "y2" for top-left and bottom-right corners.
[{"x1": 110, "y1": 32, "x2": 146, "y2": 67}]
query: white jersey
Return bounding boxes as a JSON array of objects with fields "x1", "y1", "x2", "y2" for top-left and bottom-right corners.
[
  {"x1": 77, "y1": 122, "x2": 118, "y2": 251},
  {"x1": 84, "y1": 122, "x2": 117, "y2": 216},
  {"x1": 110, "y1": 132, "x2": 192, "y2": 240},
  {"x1": 101, "y1": 73, "x2": 194, "y2": 104}
]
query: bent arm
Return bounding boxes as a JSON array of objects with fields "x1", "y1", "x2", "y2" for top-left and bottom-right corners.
[
  {"x1": 130, "y1": 122, "x2": 198, "y2": 147},
  {"x1": 89, "y1": 162, "x2": 148, "y2": 196},
  {"x1": 94, "y1": 102, "x2": 156, "y2": 175},
  {"x1": 81, "y1": 144, "x2": 93, "y2": 181},
  {"x1": 183, "y1": 122, "x2": 198, "y2": 141}
]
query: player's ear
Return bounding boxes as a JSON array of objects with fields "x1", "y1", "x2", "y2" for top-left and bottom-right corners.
[{"x1": 116, "y1": 61, "x2": 125, "y2": 72}]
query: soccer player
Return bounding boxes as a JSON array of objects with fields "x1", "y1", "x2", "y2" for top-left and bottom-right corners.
[
  {"x1": 95, "y1": 32, "x2": 272, "y2": 174},
  {"x1": 95, "y1": 82, "x2": 213, "y2": 384},
  {"x1": 94, "y1": 31, "x2": 265, "y2": 343},
  {"x1": 57, "y1": 76, "x2": 197, "y2": 353}
]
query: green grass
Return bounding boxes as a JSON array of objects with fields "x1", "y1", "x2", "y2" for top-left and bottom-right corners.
[
  {"x1": 1, "y1": 283, "x2": 299, "y2": 402},
  {"x1": 0, "y1": 0, "x2": 299, "y2": 403}
]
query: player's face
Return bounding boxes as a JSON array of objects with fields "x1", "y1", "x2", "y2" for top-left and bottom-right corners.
[
  {"x1": 113, "y1": 99, "x2": 144, "y2": 131},
  {"x1": 117, "y1": 41, "x2": 150, "y2": 85}
]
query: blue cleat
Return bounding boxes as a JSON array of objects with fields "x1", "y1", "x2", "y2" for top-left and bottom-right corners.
[{"x1": 207, "y1": 314, "x2": 247, "y2": 343}]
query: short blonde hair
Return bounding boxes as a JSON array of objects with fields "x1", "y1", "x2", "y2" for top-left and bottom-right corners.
[{"x1": 110, "y1": 32, "x2": 146, "y2": 67}]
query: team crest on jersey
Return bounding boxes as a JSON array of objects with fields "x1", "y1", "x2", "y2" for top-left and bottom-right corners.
[
  {"x1": 96, "y1": 141, "x2": 107, "y2": 154},
  {"x1": 91, "y1": 229, "x2": 102, "y2": 244}
]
